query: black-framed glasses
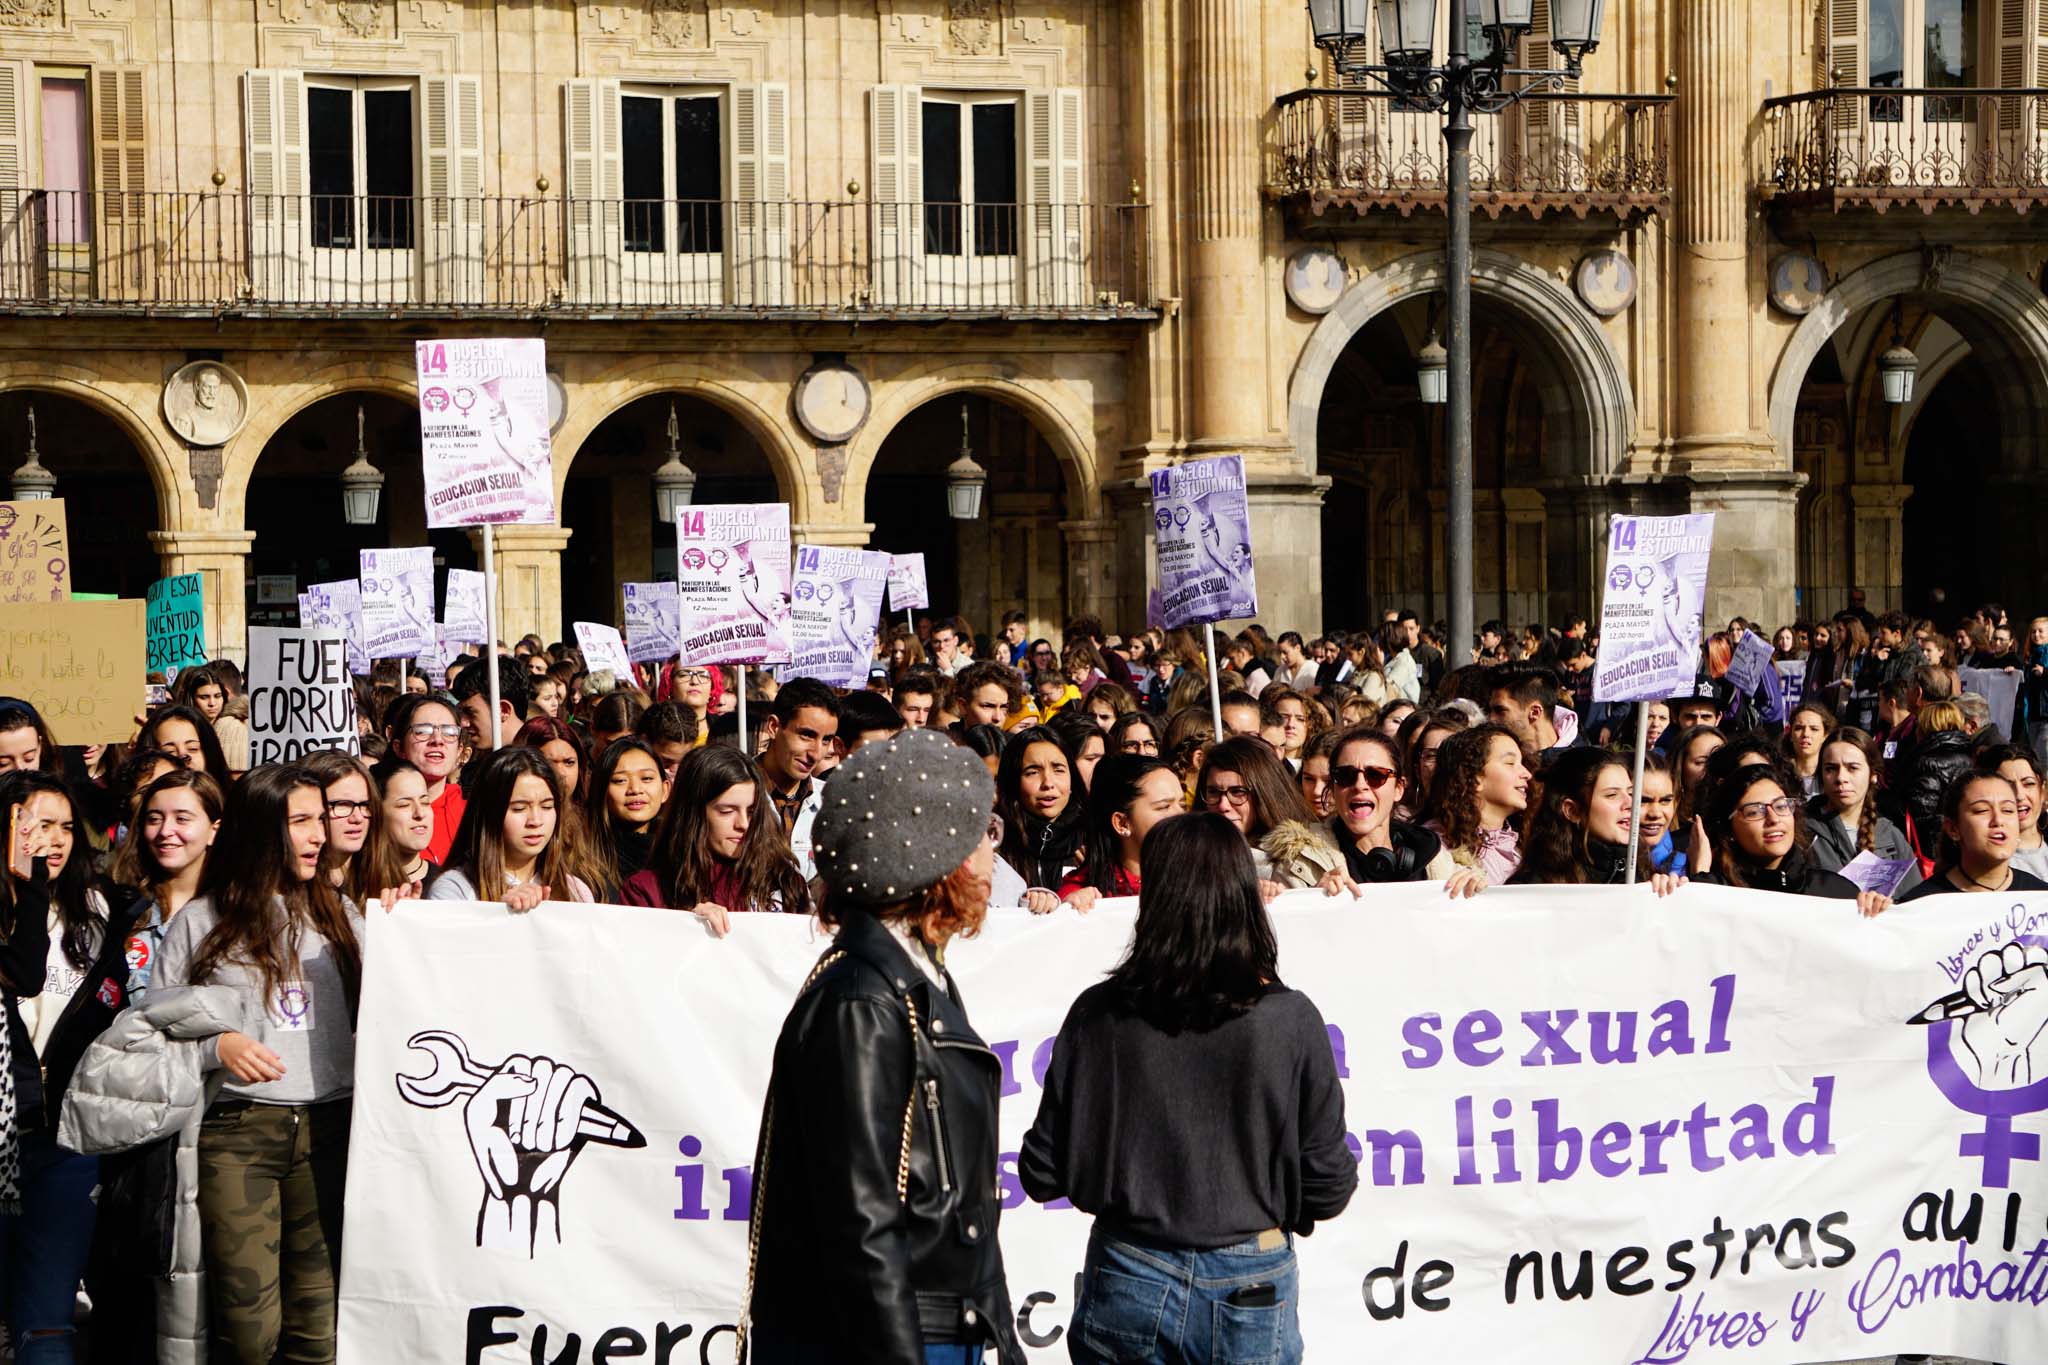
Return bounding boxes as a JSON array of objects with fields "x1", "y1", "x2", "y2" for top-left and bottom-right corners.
[
  {"x1": 326, "y1": 800, "x2": 372, "y2": 819},
  {"x1": 1201, "y1": 784, "x2": 1252, "y2": 807}
]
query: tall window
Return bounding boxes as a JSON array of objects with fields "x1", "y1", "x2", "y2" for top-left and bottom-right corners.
[
  {"x1": 620, "y1": 90, "x2": 723, "y2": 254},
  {"x1": 921, "y1": 95, "x2": 1017, "y2": 257},
  {"x1": 307, "y1": 79, "x2": 415, "y2": 248},
  {"x1": 1868, "y1": 0, "x2": 1977, "y2": 120},
  {"x1": 37, "y1": 76, "x2": 88, "y2": 244}
]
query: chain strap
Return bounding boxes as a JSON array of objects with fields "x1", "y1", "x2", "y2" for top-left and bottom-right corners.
[{"x1": 736, "y1": 950, "x2": 922, "y2": 1363}]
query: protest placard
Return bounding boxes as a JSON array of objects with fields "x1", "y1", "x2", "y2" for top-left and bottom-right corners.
[
  {"x1": 621, "y1": 582, "x2": 681, "y2": 664},
  {"x1": 1148, "y1": 456, "x2": 1258, "y2": 628},
  {"x1": 359, "y1": 548, "x2": 437, "y2": 660},
  {"x1": 301, "y1": 580, "x2": 369, "y2": 676},
  {"x1": 573, "y1": 622, "x2": 634, "y2": 680},
  {"x1": 246, "y1": 625, "x2": 360, "y2": 763},
  {"x1": 0, "y1": 598, "x2": 144, "y2": 744},
  {"x1": 1592, "y1": 514, "x2": 1715, "y2": 703},
  {"x1": 887, "y1": 552, "x2": 929, "y2": 613},
  {"x1": 343, "y1": 885, "x2": 2048, "y2": 1365},
  {"x1": 441, "y1": 568, "x2": 490, "y2": 645},
  {"x1": 675, "y1": 504, "x2": 793, "y2": 666},
  {"x1": 781, "y1": 544, "x2": 889, "y2": 688},
  {"x1": 0, "y1": 498, "x2": 70, "y2": 603},
  {"x1": 417, "y1": 339, "x2": 555, "y2": 527},
  {"x1": 145, "y1": 573, "x2": 208, "y2": 673},
  {"x1": 1726, "y1": 629, "x2": 1775, "y2": 696}
]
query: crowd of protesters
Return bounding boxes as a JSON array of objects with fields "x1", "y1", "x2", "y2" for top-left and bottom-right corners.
[{"x1": 2, "y1": 589, "x2": 2044, "y2": 1363}]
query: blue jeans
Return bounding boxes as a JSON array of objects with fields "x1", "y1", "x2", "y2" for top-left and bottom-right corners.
[
  {"x1": 753, "y1": 1339, "x2": 980, "y2": 1365},
  {"x1": 0, "y1": 1130, "x2": 100, "y2": 1364},
  {"x1": 1070, "y1": 1227, "x2": 1302, "y2": 1365}
]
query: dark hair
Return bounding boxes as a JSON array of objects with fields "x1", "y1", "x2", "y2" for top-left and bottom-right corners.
[
  {"x1": 361, "y1": 756, "x2": 429, "y2": 896},
  {"x1": 588, "y1": 689, "x2": 647, "y2": 740},
  {"x1": 894, "y1": 668, "x2": 941, "y2": 703},
  {"x1": 112, "y1": 768, "x2": 225, "y2": 904},
  {"x1": 516, "y1": 715, "x2": 593, "y2": 803},
  {"x1": 1975, "y1": 744, "x2": 2046, "y2": 835},
  {"x1": 0, "y1": 771, "x2": 101, "y2": 970},
  {"x1": 645, "y1": 746, "x2": 808, "y2": 915},
  {"x1": 1403, "y1": 706, "x2": 1471, "y2": 804},
  {"x1": 1105, "y1": 813, "x2": 1279, "y2": 1034},
  {"x1": 300, "y1": 749, "x2": 378, "y2": 904},
  {"x1": 382, "y1": 691, "x2": 463, "y2": 746},
  {"x1": 1108, "y1": 710, "x2": 1162, "y2": 755},
  {"x1": 432, "y1": 747, "x2": 575, "y2": 901},
  {"x1": 0, "y1": 700, "x2": 63, "y2": 776},
  {"x1": 1048, "y1": 709, "x2": 1107, "y2": 792},
  {"x1": 1509, "y1": 746, "x2": 1631, "y2": 885},
  {"x1": 452, "y1": 656, "x2": 530, "y2": 734},
  {"x1": 138, "y1": 703, "x2": 231, "y2": 779},
  {"x1": 171, "y1": 661, "x2": 229, "y2": 710},
  {"x1": 635, "y1": 701, "x2": 701, "y2": 750},
  {"x1": 191, "y1": 764, "x2": 362, "y2": 1008},
  {"x1": 1700, "y1": 736, "x2": 1788, "y2": 821},
  {"x1": 1937, "y1": 770, "x2": 2021, "y2": 871},
  {"x1": 1702, "y1": 763, "x2": 1808, "y2": 888},
  {"x1": 838, "y1": 689, "x2": 904, "y2": 741},
  {"x1": 1424, "y1": 723, "x2": 1526, "y2": 857},
  {"x1": 1196, "y1": 736, "x2": 1315, "y2": 842},
  {"x1": 1074, "y1": 755, "x2": 1177, "y2": 894},
  {"x1": 996, "y1": 726, "x2": 1075, "y2": 867},
  {"x1": 582, "y1": 737, "x2": 666, "y2": 894},
  {"x1": 1820, "y1": 726, "x2": 1889, "y2": 852},
  {"x1": 772, "y1": 678, "x2": 841, "y2": 727},
  {"x1": 1486, "y1": 662, "x2": 1563, "y2": 711},
  {"x1": 116, "y1": 745, "x2": 188, "y2": 812}
]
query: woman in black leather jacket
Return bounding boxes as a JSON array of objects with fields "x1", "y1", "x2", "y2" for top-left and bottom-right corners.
[
  {"x1": 745, "y1": 729, "x2": 1023, "y2": 1365},
  {"x1": 1902, "y1": 703, "x2": 1978, "y2": 843}
]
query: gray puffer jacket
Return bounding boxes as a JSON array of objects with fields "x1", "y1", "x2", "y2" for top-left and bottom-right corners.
[{"x1": 58, "y1": 984, "x2": 242, "y2": 1365}]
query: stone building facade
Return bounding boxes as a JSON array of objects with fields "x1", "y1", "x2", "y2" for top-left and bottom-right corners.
[{"x1": 0, "y1": 0, "x2": 2044, "y2": 657}]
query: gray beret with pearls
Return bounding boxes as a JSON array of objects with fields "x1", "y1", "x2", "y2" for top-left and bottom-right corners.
[{"x1": 811, "y1": 727, "x2": 995, "y2": 906}]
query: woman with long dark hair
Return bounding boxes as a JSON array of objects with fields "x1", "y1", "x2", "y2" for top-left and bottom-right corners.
[
  {"x1": 0, "y1": 699, "x2": 63, "y2": 775},
  {"x1": 301, "y1": 750, "x2": 377, "y2": 908},
  {"x1": 995, "y1": 725, "x2": 1085, "y2": 893},
  {"x1": 1781, "y1": 702, "x2": 1835, "y2": 798},
  {"x1": 154, "y1": 764, "x2": 364, "y2": 1363},
  {"x1": 620, "y1": 746, "x2": 808, "y2": 931},
  {"x1": 136, "y1": 703, "x2": 231, "y2": 781},
  {"x1": 1899, "y1": 770, "x2": 2048, "y2": 900},
  {"x1": 1510, "y1": 747, "x2": 1642, "y2": 887},
  {"x1": 425, "y1": 748, "x2": 595, "y2": 907},
  {"x1": 583, "y1": 738, "x2": 669, "y2": 897},
  {"x1": 1108, "y1": 710, "x2": 1162, "y2": 760},
  {"x1": 1693, "y1": 763, "x2": 1878, "y2": 909},
  {"x1": 1977, "y1": 745, "x2": 2048, "y2": 881},
  {"x1": 1196, "y1": 736, "x2": 1348, "y2": 892},
  {"x1": 110, "y1": 768, "x2": 225, "y2": 984},
  {"x1": 363, "y1": 758, "x2": 435, "y2": 902},
  {"x1": 1022, "y1": 813, "x2": 1356, "y2": 1362},
  {"x1": 514, "y1": 714, "x2": 591, "y2": 805},
  {"x1": 1422, "y1": 723, "x2": 1529, "y2": 885},
  {"x1": 382, "y1": 692, "x2": 468, "y2": 866},
  {"x1": 1058, "y1": 755, "x2": 1185, "y2": 910},
  {"x1": 1806, "y1": 728, "x2": 1922, "y2": 894}
]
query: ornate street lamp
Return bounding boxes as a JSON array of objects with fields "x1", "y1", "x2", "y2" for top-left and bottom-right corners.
[
  {"x1": 1306, "y1": 0, "x2": 1371, "y2": 50},
  {"x1": 11, "y1": 405, "x2": 55, "y2": 501},
  {"x1": 1546, "y1": 0, "x2": 1607, "y2": 66},
  {"x1": 945, "y1": 403, "x2": 988, "y2": 521},
  {"x1": 1416, "y1": 332, "x2": 1449, "y2": 404},
  {"x1": 1878, "y1": 308, "x2": 1918, "y2": 406},
  {"x1": 340, "y1": 403, "x2": 384, "y2": 525},
  {"x1": 1375, "y1": 0, "x2": 1437, "y2": 70},
  {"x1": 652, "y1": 401, "x2": 698, "y2": 521}
]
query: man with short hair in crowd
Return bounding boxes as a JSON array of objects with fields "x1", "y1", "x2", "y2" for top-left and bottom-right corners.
[
  {"x1": 894, "y1": 668, "x2": 940, "y2": 730},
  {"x1": 930, "y1": 620, "x2": 972, "y2": 678},
  {"x1": 634, "y1": 701, "x2": 699, "y2": 784},
  {"x1": 1400, "y1": 610, "x2": 1445, "y2": 695},
  {"x1": 1872, "y1": 611, "x2": 1924, "y2": 688},
  {"x1": 452, "y1": 656, "x2": 529, "y2": 790},
  {"x1": 756, "y1": 678, "x2": 840, "y2": 877},
  {"x1": 955, "y1": 660, "x2": 1026, "y2": 730},
  {"x1": 836, "y1": 690, "x2": 904, "y2": 754},
  {"x1": 1485, "y1": 663, "x2": 1579, "y2": 766},
  {"x1": 1001, "y1": 610, "x2": 1031, "y2": 666},
  {"x1": 1671, "y1": 685, "x2": 1722, "y2": 737}
]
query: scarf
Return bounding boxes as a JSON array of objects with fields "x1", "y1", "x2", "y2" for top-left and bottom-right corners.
[{"x1": 0, "y1": 997, "x2": 16, "y2": 1214}]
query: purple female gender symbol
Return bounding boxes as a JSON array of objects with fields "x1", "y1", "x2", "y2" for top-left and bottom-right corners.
[{"x1": 1923, "y1": 927, "x2": 2048, "y2": 1187}]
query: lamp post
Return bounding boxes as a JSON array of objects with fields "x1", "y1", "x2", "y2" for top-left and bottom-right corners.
[
  {"x1": 340, "y1": 403, "x2": 383, "y2": 525},
  {"x1": 1309, "y1": 0, "x2": 1604, "y2": 660},
  {"x1": 945, "y1": 402, "x2": 988, "y2": 521},
  {"x1": 11, "y1": 405, "x2": 55, "y2": 501},
  {"x1": 651, "y1": 400, "x2": 698, "y2": 522},
  {"x1": 1878, "y1": 308, "x2": 1918, "y2": 406}
]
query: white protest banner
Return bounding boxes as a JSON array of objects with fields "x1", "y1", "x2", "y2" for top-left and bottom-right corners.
[
  {"x1": 675, "y1": 504, "x2": 792, "y2": 666},
  {"x1": 442, "y1": 569, "x2": 490, "y2": 646},
  {"x1": 621, "y1": 582, "x2": 681, "y2": 665},
  {"x1": 781, "y1": 544, "x2": 889, "y2": 688},
  {"x1": 246, "y1": 625, "x2": 359, "y2": 763},
  {"x1": 301, "y1": 579, "x2": 370, "y2": 676},
  {"x1": 359, "y1": 548, "x2": 437, "y2": 660},
  {"x1": 1148, "y1": 455, "x2": 1258, "y2": 629},
  {"x1": 887, "y1": 552, "x2": 929, "y2": 613},
  {"x1": 1593, "y1": 514, "x2": 1714, "y2": 703},
  {"x1": 573, "y1": 621, "x2": 634, "y2": 680},
  {"x1": 344, "y1": 885, "x2": 2048, "y2": 1365},
  {"x1": 1961, "y1": 666, "x2": 2023, "y2": 735},
  {"x1": 417, "y1": 339, "x2": 555, "y2": 528}
]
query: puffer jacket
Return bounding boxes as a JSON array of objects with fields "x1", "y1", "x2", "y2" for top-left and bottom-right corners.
[
  {"x1": 1905, "y1": 728, "x2": 1978, "y2": 837},
  {"x1": 1257, "y1": 819, "x2": 1347, "y2": 889},
  {"x1": 58, "y1": 984, "x2": 242, "y2": 1365}
]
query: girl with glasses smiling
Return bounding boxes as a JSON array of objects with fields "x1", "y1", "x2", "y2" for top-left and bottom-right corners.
[
  {"x1": 1194, "y1": 737, "x2": 1353, "y2": 897},
  {"x1": 302, "y1": 750, "x2": 378, "y2": 908},
  {"x1": 1693, "y1": 763, "x2": 1883, "y2": 912}
]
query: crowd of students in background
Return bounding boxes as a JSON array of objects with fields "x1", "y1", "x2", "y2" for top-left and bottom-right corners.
[{"x1": 2, "y1": 590, "x2": 2045, "y2": 1363}]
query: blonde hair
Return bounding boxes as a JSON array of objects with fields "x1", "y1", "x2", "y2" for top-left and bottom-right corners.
[{"x1": 1917, "y1": 701, "x2": 1966, "y2": 736}]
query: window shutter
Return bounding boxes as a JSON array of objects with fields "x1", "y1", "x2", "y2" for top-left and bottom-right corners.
[
  {"x1": 1825, "y1": 0, "x2": 1864, "y2": 157},
  {"x1": 1023, "y1": 87, "x2": 1086, "y2": 306},
  {"x1": 728, "y1": 82, "x2": 789, "y2": 306},
  {"x1": 868, "y1": 84, "x2": 922, "y2": 305},
  {"x1": 423, "y1": 74, "x2": 483, "y2": 302},
  {"x1": 564, "y1": 77, "x2": 622, "y2": 304},
  {"x1": 96, "y1": 67, "x2": 146, "y2": 221},
  {"x1": 2038, "y1": 0, "x2": 2048, "y2": 131},
  {"x1": 244, "y1": 69, "x2": 307, "y2": 301},
  {"x1": 1516, "y1": 1, "x2": 1578, "y2": 181},
  {"x1": 0, "y1": 60, "x2": 32, "y2": 297}
]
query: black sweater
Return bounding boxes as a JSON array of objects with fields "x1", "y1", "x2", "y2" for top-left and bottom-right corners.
[{"x1": 1020, "y1": 981, "x2": 1357, "y2": 1248}]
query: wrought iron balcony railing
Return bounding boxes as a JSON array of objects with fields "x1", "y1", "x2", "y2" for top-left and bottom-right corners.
[
  {"x1": 1760, "y1": 87, "x2": 2048, "y2": 210},
  {"x1": 0, "y1": 191, "x2": 1157, "y2": 317},
  {"x1": 1268, "y1": 87, "x2": 1673, "y2": 220}
]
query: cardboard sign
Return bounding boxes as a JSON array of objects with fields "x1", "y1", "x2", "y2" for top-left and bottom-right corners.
[
  {"x1": 145, "y1": 574, "x2": 208, "y2": 673},
  {"x1": 247, "y1": 626, "x2": 361, "y2": 764},
  {"x1": 0, "y1": 498, "x2": 70, "y2": 603},
  {"x1": 0, "y1": 598, "x2": 146, "y2": 744}
]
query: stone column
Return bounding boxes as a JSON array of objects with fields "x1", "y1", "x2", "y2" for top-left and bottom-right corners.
[
  {"x1": 1848, "y1": 482, "x2": 1911, "y2": 612},
  {"x1": 1182, "y1": 0, "x2": 1264, "y2": 455},
  {"x1": 466, "y1": 526, "x2": 572, "y2": 649},
  {"x1": 1244, "y1": 474, "x2": 1331, "y2": 634},
  {"x1": 1683, "y1": 472, "x2": 1807, "y2": 627},
  {"x1": 149, "y1": 529, "x2": 256, "y2": 665},
  {"x1": 1058, "y1": 518, "x2": 1120, "y2": 627}
]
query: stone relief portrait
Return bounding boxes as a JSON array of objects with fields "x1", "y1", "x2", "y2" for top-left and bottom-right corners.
[{"x1": 163, "y1": 361, "x2": 251, "y2": 447}]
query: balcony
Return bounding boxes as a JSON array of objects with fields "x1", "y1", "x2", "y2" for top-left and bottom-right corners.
[
  {"x1": 1760, "y1": 88, "x2": 2048, "y2": 214},
  {"x1": 0, "y1": 191, "x2": 1156, "y2": 320},
  {"x1": 1267, "y1": 88, "x2": 1673, "y2": 223}
]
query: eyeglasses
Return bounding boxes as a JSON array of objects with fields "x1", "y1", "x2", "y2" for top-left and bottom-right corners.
[
  {"x1": 676, "y1": 669, "x2": 711, "y2": 683},
  {"x1": 406, "y1": 724, "x2": 463, "y2": 741},
  {"x1": 1733, "y1": 797, "x2": 1799, "y2": 822},
  {"x1": 1201, "y1": 784, "x2": 1252, "y2": 807},
  {"x1": 325, "y1": 800, "x2": 372, "y2": 819},
  {"x1": 1120, "y1": 738, "x2": 1160, "y2": 756},
  {"x1": 1331, "y1": 764, "x2": 1399, "y2": 790}
]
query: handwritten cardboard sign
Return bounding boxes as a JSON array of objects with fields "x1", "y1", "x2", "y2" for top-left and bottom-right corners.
[
  {"x1": 0, "y1": 498, "x2": 70, "y2": 604},
  {"x1": 0, "y1": 597, "x2": 146, "y2": 744},
  {"x1": 146, "y1": 573, "x2": 208, "y2": 673}
]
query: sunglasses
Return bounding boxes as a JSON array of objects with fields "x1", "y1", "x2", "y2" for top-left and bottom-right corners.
[{"x1": 1331, "y1": 764, "x2": 1398, "y2": 790}]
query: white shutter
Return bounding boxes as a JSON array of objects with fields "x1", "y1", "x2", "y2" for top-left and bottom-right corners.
[
  {"x1": 1024, "y1": 88, "x2": 1084, "y2": 307},
  {"x1": 564, "y1": 77, "x2": 622, "y2": 304},
  {"x1": 423, "y1": 74, "x2": 483, "y2": 303},
  {"x1": 728, "y1": 82, "x2": 789, "y2": 306},
  {"x1": 868, "y1": 84, "x2": 922, "y2": 305},
  {"x1": 1825, "y1": 0, "x2": 1866, "y2": 171},
  {"x1": 0, "y1": 61, "x2": 33, "y2": 300},
  {"x1": 244, "y1": 69, "x2": 307, "y2": 302},
  {"x1": 1516, "y1": 3, "x2": 1577, "y2": 181}
]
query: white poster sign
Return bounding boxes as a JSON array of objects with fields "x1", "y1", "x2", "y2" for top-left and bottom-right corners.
[
  {"x1": 675, "y1": 504, "x2": 793, "y2": 666},
  {"x1": 1592, "y1": 514, "x2": 1715, "y2": 704},
  {"x1": 887, "y1": 552, "x2": 929, "y2": 613},
  {"x1": 1149, "y1": 455, "x2": 1258, "y2": 628},
  {"x1": 442, "y1": 569, "x2": 490, "y2": 646},
  {"x1": 781, "y1": 544, "x2": 889, "y2": 689},
  {"x1": 573, "y1": 622, "x2": 635, "y2": 680},
  {"x1": 359, "y1": 547, "x2": 437, "y2": 660},
  {"x1": 343, "y1": 886, "x2": 2048, "y2": 1365},
  {"x1": 300, "y1": 579, "x2": 369, "y2": 677},
  {"x1": 417, "y1": 338, "x2": 555, "y2": 528},
  {"x1": 622, "y1": 582, "x2": 681, "y2": 665},
  {"x1": 247, "y1": 625, "x2": 360, "y2": 764}
]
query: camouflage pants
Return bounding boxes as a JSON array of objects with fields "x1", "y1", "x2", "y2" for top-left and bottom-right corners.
[{"x1": 195, "y1": 1099, "x2": 351, "y2": 1365}]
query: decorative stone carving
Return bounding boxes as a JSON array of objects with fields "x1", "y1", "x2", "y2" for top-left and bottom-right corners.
[
  {"x1": 818, "y1": 443, "x2": 847, "y2": 504},
  {"x1": 587, "y1": 2, "x2": 625, "y2": 31},
  {"x1": 163, "y1": 361, "x2": 251, "y2": 448},
  {"x1": 946, "y1": 0, "x2": 998, "y2": 54},
  {"x1": 189, "y1": 446, "x2": 223, "y2": 510},
  {"x1": 888, "y1": 11, "x2": 935, "y2": 41},
  {"x1": 0, "y1": 0, "x2": 58, "y2": 26},
  {"x1": 335, "y1": 0, "x2": 381, "y2": 36},
  {"x1": 1573, "y1": 249, "x2": 1637, "y2": 317},
  {"x1": 722, "y1": 4, "x2": 760, "y2": 35},
  {"x1": 1283, "y1": 247, "x2": 1345, "y2": 316},
  {"x1": 408, "y1": 0, "x2": 451, "y2": 28},
  {"x1": 1011, "y1": 14, "x2": 1055, "y2": 41},
  {"x1": 650, "y1": 0, "x2": 706, "y2": 47},
  {"x1": 266, "y1": 0, "x2": 308, "y2": 22},
  {"x1": 1768, "y1": 253, "x2": 1827, "y2": 316}
]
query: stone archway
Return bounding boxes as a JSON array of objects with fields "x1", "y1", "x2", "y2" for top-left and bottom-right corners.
[
  {"x1": 0, "y1": 384, "x2": 170, "y2": 597},
  {"x1": 1288, "y1": 247, "x2": 1637, "y2": 484}
]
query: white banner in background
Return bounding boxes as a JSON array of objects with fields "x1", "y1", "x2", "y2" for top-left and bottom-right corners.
[
  {"x1": 1593, "y1": 513, "x2": 1715, "y2": 704},
  {"x1": 341, "y1": 887, "x2": 2048, "y2": 1365}
]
